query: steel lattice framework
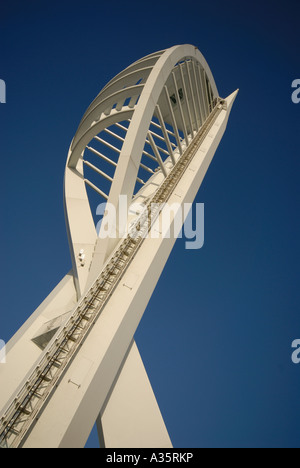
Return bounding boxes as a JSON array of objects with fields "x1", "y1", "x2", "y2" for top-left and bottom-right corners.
[
  {"x1": 65, "y1": 45, "x2": 219, "y2": 298},
  {"x1": 0, "y1": 45, "x2": 237, "y2": 448}
]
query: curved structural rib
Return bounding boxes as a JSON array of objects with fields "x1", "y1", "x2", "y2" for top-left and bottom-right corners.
[
  {"x1": 0, "y1": 44, "x2": 237, "y2": 449},
  {"x1": 64, "y1": 45, "x2": 219, "y2": 297}
]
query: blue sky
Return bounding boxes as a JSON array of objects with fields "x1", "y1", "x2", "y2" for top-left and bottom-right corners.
[{"x1": 0, "y1": 0, "x2": 299, "y2": 448}]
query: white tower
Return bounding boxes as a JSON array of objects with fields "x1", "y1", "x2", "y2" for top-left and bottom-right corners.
[{"x1": 0, "y1": 45, "x2": 237, "y2": 448}]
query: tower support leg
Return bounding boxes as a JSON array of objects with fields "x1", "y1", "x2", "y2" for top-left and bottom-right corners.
[{"x1": 97, "y1": 340, "x2": 172, "y2": 448}]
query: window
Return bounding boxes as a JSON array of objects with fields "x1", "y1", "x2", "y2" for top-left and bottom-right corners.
[{"x1": 170, "y1": 88, "x2": 183, "y2": 106}]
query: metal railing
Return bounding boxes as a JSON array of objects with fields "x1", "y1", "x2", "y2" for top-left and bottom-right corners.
[{"x1": 0, "y1": 98, "x2": 224, "y2": 448}]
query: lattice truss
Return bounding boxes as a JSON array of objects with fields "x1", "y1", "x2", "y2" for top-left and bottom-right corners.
[
  {"x1": 0, "y1": 45, "x2": 224, "y2": 449},
  {"x1": 64, "y1": 46, "x2": 218, "y2": 297},
  {"x1": 74, "y1": 51, "x2": 215, "y2": 202}
]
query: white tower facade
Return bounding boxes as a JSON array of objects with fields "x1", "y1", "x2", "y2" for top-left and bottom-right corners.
[{"x1": 0, "y1": 45, "x2": 237, "y2": 448}]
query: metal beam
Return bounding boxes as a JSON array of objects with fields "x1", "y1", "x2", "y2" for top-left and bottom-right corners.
[
  {"x1": 196, "y1": 64, "x2": 208, "y2": 120},
  {"x1": 147, "y1": 131, "x2": 167, "y2": 177},
  {"x1": 86, "y1": 146, "x2": 117, "y2": 167},
  {"x1": 179, "y1": 63, "x2": 194, "y2": 138},
  {"x1": 155, "y1": 105, "x2": 176, "y2": 166},
  {"x1": 104, "y1": 128, "x2": 125, "y2": 142},
  {"x1": 171, "y1": 72, "x2": 189, "y2": 147},
  {"x1": 139, "y1": 162, "x2": 155, "y2": 174},
  {"x1": 83, "y1": 160, "x2": 113, "y2": 183},
  {"x1": 150, "y1": 120, "x2": 176, "y2": 139},
  {"x1": 163, "y1": 85, "x2": 183, "y2": 155},
  {"x1": 84, "y1": 179, "x2": 109, "y2": 200},
  {"x1": 184, "y1": 60, "x2": 199, "y2": 130},
  {"x1": 142, "y1": 150, "x2": 158, "y2": 163},
  {"x1": 94, "y1": 136, "x2": 121, "y2": 154},
  {"x1": 201, "y1": 68, "x2": 211, "y2": 118},
  {"x1": 191, "y1": 60, "x2": 204, "y2": 126}
]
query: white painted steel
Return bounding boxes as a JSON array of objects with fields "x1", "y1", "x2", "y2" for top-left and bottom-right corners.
[{"x1": 0, "y1": 44, "x2": 237, "y2": 449}]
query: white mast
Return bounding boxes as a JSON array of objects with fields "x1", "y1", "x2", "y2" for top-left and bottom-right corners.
[{"x1": 0, "y1": 45, "x2": 237, "y2": 448}]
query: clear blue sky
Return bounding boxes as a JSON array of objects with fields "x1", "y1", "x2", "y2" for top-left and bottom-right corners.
[{"x1": 0, "y1": 0, "x2": 299, "y2": 448}]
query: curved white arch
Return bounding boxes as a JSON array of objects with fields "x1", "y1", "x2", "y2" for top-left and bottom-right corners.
[
  {"x1": 0, "y1": 39, "x2": 238, "y2": 448},
  {"x1": 71, "y1": 85, "x2": 144, "y2": 151},
  {"x1": 64, "y1": 44, "x2": 220, "y2": 296}
]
